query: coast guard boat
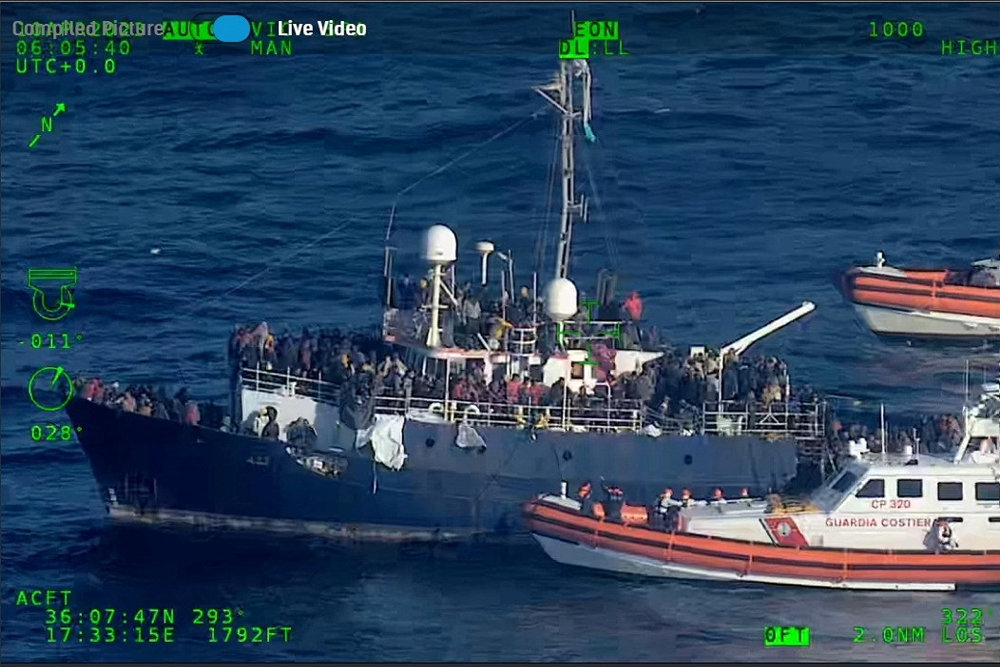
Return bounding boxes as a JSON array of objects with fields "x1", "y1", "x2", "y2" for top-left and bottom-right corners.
[
  {"x1": 840, "y1": 251, "x2": 1000, "y2": 340},
  {"x1": 526, "y1": 368, "x2": 1000, "y2": 590},
  {"x1": 66, "y1": 53, "x2": 831, "y2": 541}
]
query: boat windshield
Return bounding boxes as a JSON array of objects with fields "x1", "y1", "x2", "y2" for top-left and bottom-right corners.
[{"x1": 828, "y1": 469, "x2": 859, "y2": 493}]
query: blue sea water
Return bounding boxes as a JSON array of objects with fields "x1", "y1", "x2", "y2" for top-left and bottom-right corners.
[{"x1": 2, "y1": 1, "x2": 999, "y2": 662}]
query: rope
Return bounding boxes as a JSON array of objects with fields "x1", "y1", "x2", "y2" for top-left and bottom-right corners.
[
  {"x1": 177, "y1": 105, "x2": 547, "y2": 320},
  {"x1": 177, "y1": 220, "x2": 353, "y2": 317},
  {"x1": 534, "y1": 118, "x2": 561, "y2": 275},
  {"x1": 384, "y1": 104, "x2": 547, "y2": 243}
]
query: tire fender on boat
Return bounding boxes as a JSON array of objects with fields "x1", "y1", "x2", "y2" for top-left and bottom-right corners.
[{"x1": 463, "y1": 404, "x2": 481, "y2": 421}]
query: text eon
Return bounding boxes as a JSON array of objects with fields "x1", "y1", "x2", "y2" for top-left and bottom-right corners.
[
  {"x1": 276, "y1": 20, "x2": 366, "y2": 37},
  {"x1": 558, "y1": 20, "x2": 629, "y2": 60}
]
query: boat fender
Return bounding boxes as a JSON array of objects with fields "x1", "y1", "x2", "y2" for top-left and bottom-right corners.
[
  {"x1": 428, "y1": 402, "x2": 444, "y2": 415},
  {"x1": 463, "y1": 404, "x2": 481, "y2": 421}
]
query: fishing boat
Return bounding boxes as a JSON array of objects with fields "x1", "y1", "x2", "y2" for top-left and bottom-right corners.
[
  {"x1": 65, "y1": 48, "x2": 832, "y2": 541},
  {"x1": 839, "y1": 251, "x2": 1000, "y2": 340},
  {"x1": 525, "y1": 370, "x2": 1000, "y2": 590}
]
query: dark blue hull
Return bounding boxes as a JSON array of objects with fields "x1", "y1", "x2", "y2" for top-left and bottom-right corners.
[{"x1": 66, "y1": 398, "x2": 804, "y2": 540}]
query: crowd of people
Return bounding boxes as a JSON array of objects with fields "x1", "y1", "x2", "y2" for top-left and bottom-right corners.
[
  {"x1": 71, "y1": 283, "x2": 970, "y2": 459},
  {"x1": 73, "y1": 376, "x2": 227, "y2": 429},
  {"x1": 228, "y1": 317, "x2": 814, "y2": 431},
  {"x1": 828, "y1": 412, "x2": 964, "y2": 456}
]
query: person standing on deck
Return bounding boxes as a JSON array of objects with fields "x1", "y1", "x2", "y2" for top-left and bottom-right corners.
[
  {"x1": 623, "y1": 291, "x2": 643, "y2": 321},
  {"x1": 261, "y1": 406, "x2": 280, "y2": 440}
]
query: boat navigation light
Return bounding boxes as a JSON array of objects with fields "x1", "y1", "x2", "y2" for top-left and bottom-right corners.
[
  {"x1": 545, "y1": 278, "x2": 578, "y2": 322},
  {"x1": 424, "y1": 224, "x2": 457, "y2": 265},
  {"x1": 476, "y1": 241, "x2": 495, "y2": 287}
]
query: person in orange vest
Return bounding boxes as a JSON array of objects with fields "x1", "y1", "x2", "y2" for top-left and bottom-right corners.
[
  {"x1": 601, "y1": 481, "x2": 625, "y2": 522},
  {"x1": 623, "y1": 291, "x2": 643, "y2": 322},
  {"x1": 577, "y1": 481, "x2": 596, "y2": 517}
]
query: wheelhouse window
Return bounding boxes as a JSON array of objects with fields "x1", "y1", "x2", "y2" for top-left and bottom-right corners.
[
  {"x1": 937, "y1": 482, "x2": 963, "y2": 501},
  {"x1": 830, "y1": 470, "x2": 859, "y2": 493},
  {"x1": 855, "y1": 479, "x2": 884, "y2": 498},
  {"x1": 975, "y1": 482, "x2": 1000, "y2": 502},
  {"x1": 896, "y1": 479, "x2": 923, "y2": 498}
]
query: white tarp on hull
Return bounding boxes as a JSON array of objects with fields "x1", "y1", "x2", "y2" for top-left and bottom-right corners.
[
  {"x1": 369, "y1": 414, "x2": 407, "y2": 470},
  {"x1": 456, "y1": 422, "x2": 486, "y2": 450}
]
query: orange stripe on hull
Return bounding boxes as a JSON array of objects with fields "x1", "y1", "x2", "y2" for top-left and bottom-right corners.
[
  {"x1": 526, "y1": 502, "x2": 1000, "y2": 585},
  {"x1": 842, "y1": 272, "x2": 1000, "y2": 318}
]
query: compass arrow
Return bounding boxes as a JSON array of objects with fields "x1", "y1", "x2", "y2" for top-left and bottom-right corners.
[
  {"x1": 53, "y1": 102, "x2": 67, "y2": 117},
  {"x1": 49, "y1": 366, "x2": 69, "y2": 388}
]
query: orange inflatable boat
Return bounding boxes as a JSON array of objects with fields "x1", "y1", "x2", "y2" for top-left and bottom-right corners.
[{"x1": 839, "y1": 252, "x2": 1000, "y2": 339}]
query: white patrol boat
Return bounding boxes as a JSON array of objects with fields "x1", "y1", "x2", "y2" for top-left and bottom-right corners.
[{"x1": 526, "y1": 371, "x2": 1000, "y2": 591}]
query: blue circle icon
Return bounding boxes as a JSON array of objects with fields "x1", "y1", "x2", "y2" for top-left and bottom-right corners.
[{"x1": 213, "y1": 15, "x2": 250, "y2": 43}]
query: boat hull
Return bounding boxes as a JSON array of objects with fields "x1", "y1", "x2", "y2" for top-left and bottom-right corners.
[
  {"x1": 850, "y1": 302, "x2": 1000, "y2": 339},
  {"x1": 66, "y1": 398, "x2": 804, "y2": 542},
  {"x1": 526, "y1": 499, "x2": 1000, "y2": 591},
  {"x1": 840, "y1": 267, "x2": 1000, "y2": 339}
]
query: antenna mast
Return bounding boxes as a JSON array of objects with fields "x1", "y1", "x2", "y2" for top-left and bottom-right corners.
[{"x1": 534, "y1": 16, "x2": 593, "y2": 281}]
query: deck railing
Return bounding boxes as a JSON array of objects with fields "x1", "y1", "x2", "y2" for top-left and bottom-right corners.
[
  {"x1": 373, "y1": 394, "x2": 646, "y2": 433},
  {"x1": 239, "y1": 366, "x2": 342, "y2": 403},
  {"x1": 238, "y1": 365, "x2": 825, "y2": 441},
  {"x1": 702, "y1": 400, "x2": 825, "y2": 440}
]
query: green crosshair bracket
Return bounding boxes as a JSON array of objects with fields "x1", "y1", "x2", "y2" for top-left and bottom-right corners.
[{"x1": 556, "y1": 300, "x2": 623, "y2": 365}]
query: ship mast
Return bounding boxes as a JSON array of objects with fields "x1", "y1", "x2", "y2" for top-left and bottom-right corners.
[{"x1": 534, "y1": 45, "x2": 593, "y2": 281}]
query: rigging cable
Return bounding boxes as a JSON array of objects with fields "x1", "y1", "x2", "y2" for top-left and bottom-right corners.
[
  {"x1": 384, "y1": 104, "x2": 548, "y2": 244},
  {"x1": 580, "y1": 129, "x2": 621, "y2": 271},
  {"x1": 177, "y1": 105, "x2": 548, "y2": 318},
  {"x1": 534, "y1": 117, "x2": 561, "y2": 276}
]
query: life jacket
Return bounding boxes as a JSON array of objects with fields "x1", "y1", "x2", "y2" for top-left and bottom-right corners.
[
  {"x1": 621, "y1": 504, "x2": 649, "y2": 525},
  {"x1": 624, "y1": 292, "x2": 643, "y2": 320},
  {"x1": 506, "y1": 380, "x2": 523, "y2": 403}
]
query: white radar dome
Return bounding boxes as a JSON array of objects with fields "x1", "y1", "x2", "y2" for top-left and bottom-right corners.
[
  {"x1": 424, "y1": 225, "x2": 458, "y2": 264},
  {"x1": 545, "y1": 278, "x2": 578, "y2": 321}
]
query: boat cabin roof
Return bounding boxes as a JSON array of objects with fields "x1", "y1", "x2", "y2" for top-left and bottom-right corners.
[{"x1": 810, "y1": 456, "x2": 1000, "y2": 512}]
